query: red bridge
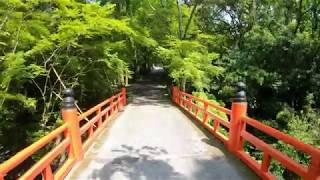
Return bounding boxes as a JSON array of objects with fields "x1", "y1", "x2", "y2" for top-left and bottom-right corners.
[{"x1": 0, "y1": 81, "x2": 319, "y2": 180}]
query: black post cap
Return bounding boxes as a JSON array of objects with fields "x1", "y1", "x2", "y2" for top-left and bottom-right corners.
[
  {"x1": 62, "y1": 88, "x2": 76, "y2": 109},
  {"x1": 233, "y1": 82, "x2": 247, "y2": 102}
]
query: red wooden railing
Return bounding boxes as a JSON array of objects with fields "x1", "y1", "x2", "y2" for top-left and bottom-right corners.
[
  {"x1": 1, "y1": 83, "x2": 319, "y2": 180},
  {"x1": 0, "y1": 88, "x2": 126, "y2": 180},
  {"x1": 172, "y1": 85, "x2": 320, "y2": 180}
]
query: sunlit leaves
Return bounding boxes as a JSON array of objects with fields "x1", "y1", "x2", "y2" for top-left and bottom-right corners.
[
  {"x1": 0, "y1": 91, "x2": 37, "y2": 109},
  {"x1": 157, "y1": 39, "x2": 224, "y2": 91},
  {"x1": 0, "y1": 52, "x2": 46, "y2": 89}
]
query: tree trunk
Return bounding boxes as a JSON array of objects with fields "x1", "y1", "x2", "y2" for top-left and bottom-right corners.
[
  {"x1": 311, "y1": 0, "x2": 319, "y2": 37},
  {"x1": 125, "y1": 0, "x2": 131, "y2": 16},
  {"x1": 249, "y1": 0, "x2": 256, "y2": 28},
  {"x1": 176, "y1": 0, "x2": 184, "y2": 39},
  {"x1": 294, "y1": 0, "x2": 303, "y2": 34},
  {"x1": 183, "y1": 2, "x2": 199, "y2": 39},
  {"x1": 284, "y1": 0, "x2": 293, "y2": 25},
  {"x1": 181, "y1": 77, "x2": 186, "y2": 92},
  {"x1": 125, "y1": 74, "x2": 129, "y2": 86}
]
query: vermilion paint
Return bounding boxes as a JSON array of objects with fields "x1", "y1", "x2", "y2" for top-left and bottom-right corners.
[
  {"x1": 0, "y1": 89, "x2": 126, "y2": 180},
  {"x1": 172, "y1": 86, "x2": 320, "y2": 180}
]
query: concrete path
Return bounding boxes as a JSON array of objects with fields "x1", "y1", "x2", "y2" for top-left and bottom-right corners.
[{"x1": 67, "y1": 76, "x2": 258, "y2": 180}]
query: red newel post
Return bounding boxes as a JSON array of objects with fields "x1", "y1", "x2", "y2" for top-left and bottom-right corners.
[
  {"x1": 61, "y1": 88, "x2": 84, "y2": 161},
  {"x1": 172, "y1": 86, "x2": 177, "y2": 104},
  {"x1": 171, "y1": 86, "x2": 174, "y2": 103},
  {"x1": 121, "y1": 87, "x2": 127, "y2": 106},
  {"x1": 228, "y1": 82, "x2": 247, "y2": 153}
]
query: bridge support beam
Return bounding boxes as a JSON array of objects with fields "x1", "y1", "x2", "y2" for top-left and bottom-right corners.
[
  {"x1": 228, "y1": 82, "x2": 247, "y2": 153},
  {"x1": 61, "y1": 88, "x2": 84, "y2": 161}
]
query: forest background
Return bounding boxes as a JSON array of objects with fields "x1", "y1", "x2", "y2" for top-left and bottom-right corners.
[{"x1": 0, "y1": 0, "x2": 320, "y2": 179}]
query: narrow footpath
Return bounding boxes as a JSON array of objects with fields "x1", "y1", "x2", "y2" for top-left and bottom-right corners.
[{"x1": 67, "y1": 68, "x2": 258, "y2": 180}]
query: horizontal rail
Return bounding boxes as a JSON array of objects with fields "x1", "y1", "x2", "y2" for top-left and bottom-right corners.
[
  {"x1": 0, "y1": 124, "x2": 68, "y2": 175},
  {"x1": 54, "y1": 158, "x2": 76, "y2": 180},
  {"x1": 79, "y1": 92, "x2": 121, "y2": 121},
  {"x1": 172, "y1": 87, "x2": 231, "y2": 146},
  {"x1": 241, "y1": 116, "x2": 320, "y2": 179},
  {"x1": 236, "y1": 151, "x2": 277, "y2": 180},
  {"x1": 19, "y1": 138, "x2": 71, "y2": 179},
  {"x1": 242, "y1": 116, "x2": 320, "y2": 157},
  {"x1": 207, "y1": 111, "x2": 230, "y2": 128},
  {"x1": 178, "y1": 91, "x2": 231, "y2": 114},
  {"x1": 241, "y1": 131, "x2": 308, "y2": 178},
  {"x1": 0, "y1": 88, "x2": 126, "y2": 180},
  {"x1": 172, "y1": 86, "x2": 320, "y2": 180},
  {"x1": 78, "y1": 92, "x2": 124, "y2": 152}
]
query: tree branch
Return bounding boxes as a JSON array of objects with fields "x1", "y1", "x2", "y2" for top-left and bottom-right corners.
[{"x1": 183, "y1": 2, "x2": 199, "y2": 39}]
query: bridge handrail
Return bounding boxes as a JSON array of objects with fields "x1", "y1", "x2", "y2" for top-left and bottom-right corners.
[
  {"x1": 0, "y1": 88, "x2": 126, "y2": 180},
  {"x1": 242, "y1": 116, "x2": 320, "y2": 156},
  {"x1": 240, "y1": 116, "x2": 320, "y2": 179},
  {"x1": 178, "y1": 91, "x2": 231, "y2": 114},
  {"x1": 172, "y1": 86, "x2": 320, "y2": 180},
  {"x1": 0, "y1": 124, "x2": 68, "y2": 176}
]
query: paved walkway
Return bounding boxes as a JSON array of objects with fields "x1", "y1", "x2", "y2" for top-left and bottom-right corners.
[{"x1": 67, "y1": 76, "x2": 258, "y2": 180}]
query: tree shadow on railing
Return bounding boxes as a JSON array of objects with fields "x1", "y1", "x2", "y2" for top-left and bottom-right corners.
[{"x1": 91, "y1": 145, "x2": 185, "y2": 180}]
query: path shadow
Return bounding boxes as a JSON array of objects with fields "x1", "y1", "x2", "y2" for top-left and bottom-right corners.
[{"x1": 92, "y1": 145, "x2": 185, "y2": 180}]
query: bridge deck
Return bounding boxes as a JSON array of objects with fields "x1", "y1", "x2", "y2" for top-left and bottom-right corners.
[{"x1": 67, "y1": 80, "x2": 258, "y2": 180}]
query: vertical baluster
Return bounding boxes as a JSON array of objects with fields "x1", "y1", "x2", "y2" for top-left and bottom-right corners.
[
  {"x1": 195, "y1": 106, "x2": 199, "y2": 117},
  {"x1": 185, "y1": 95, "x2": 188, "y2": 109},
  {"x1": 175, "y1": 88, "x2": 179, "y2": 104},
  {"x1": 181, "y1": 94, "x2": 184, "y2": 107},
  {"x1": 97, "y1": 107, "x2": 102, "y2": 128},
  {"x1": 89, "y1": 124, "x2": 94, "y2": 137},
  {"x1": 105, "y1": 109, "x2": 109, "y2": 122},
  {"x1": 261, "y1": 152, "x2": 271, "y2": 173},
  {"x1": 113, "y1": 96, "x2": 117, "y2": 113},
  {"x1": 42, "y1": 166, "x2": 54, "y2": 180},
  {"x1": 307, "y1": 155, "x2": 320, "y2": 180},
  {"x1": 203, "y1": 102, "x2": 209, "y2": 124},
  {"x1": 121, "y1": 87, "x2": 127, "y2": 107},
  {"x1": 171, "y1": 86, "x2": 176, "y2": 103},
  {"x1": 110, "y1": 96, "x2": 114, "y2": 115},
  {"x1": 116, "y1": 95, "x2": 120, "y2": 112},
  {"x1": 188, "y1": 96, "x2": 192, "y2": 112},
  {"x1": 114, "y1": 96, "x2": 117, "y2": 113},
  {"x1": 214, "y1": 118, "x2": 220, "y2": 132}
]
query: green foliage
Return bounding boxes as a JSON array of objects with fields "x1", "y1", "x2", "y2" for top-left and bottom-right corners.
[
  {"x1": 157, "y1": 39, "x2": 224, "y2": 91},
  {"x1": 197, "y1": 0, "x2": 320, "y2": 178},
  {"x1": 0, "y1": 0, "x2": 138, "y2": 165},
  {"x1": 1, "y1": 0, "x2": 320, "y2": 179}
]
